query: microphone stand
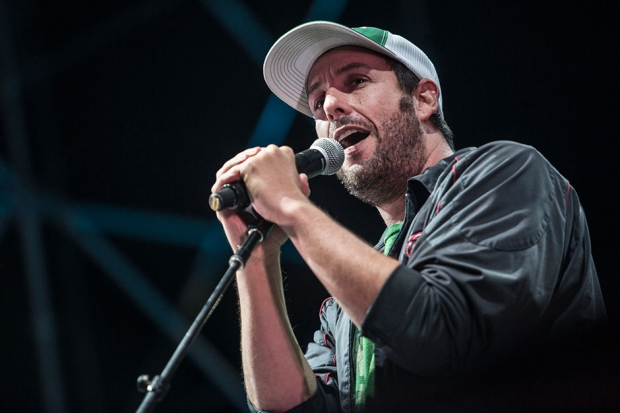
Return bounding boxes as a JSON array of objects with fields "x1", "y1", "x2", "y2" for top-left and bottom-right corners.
[{"x1": 135, "y1": 206, "x2": 273, "y2": 413}]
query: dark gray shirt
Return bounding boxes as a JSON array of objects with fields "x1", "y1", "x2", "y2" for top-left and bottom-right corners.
[{"x1": 250, "y1": 141, "x2": 607, "y2": 413}]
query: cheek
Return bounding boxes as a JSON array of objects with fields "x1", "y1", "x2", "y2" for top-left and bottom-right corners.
[
  {"x1": 359, "y1": 101, "x2": 394, "y2": 134},
  {"x1": 357, "y1": 90, "x2": 400, "y2": 122},
  {"x1": 376, "y1": 92, "x2": 403, "y2": 114}
]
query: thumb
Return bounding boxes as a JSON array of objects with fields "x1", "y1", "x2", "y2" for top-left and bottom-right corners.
[{"x1": 299, "y1": 173, "x2": 311, "y2": 198}]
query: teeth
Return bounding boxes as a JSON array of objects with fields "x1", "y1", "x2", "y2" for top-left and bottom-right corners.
[{"x1": 338, "y1": 128, "x2": 365, "y2": 142}]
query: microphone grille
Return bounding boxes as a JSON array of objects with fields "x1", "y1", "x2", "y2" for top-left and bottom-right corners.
[{"x1": 311, "y1": 138, "x2": 344, "y2": 175}]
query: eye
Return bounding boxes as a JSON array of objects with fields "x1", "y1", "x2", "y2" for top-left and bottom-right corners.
[{"x1": 313, "y1": 97, "x2": 325, "y2": 111}]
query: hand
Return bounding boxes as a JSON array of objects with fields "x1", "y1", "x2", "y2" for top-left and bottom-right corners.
[{"x1": 211, "y1": 145, "x2": 311, "y2": 257}]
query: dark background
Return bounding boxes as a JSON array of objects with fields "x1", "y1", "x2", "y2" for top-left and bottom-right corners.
[{"x1": 1, "y1": 1, "x2": 618, "y2": 412}]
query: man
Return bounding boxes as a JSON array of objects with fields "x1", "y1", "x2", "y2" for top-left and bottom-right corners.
[{"x1": 211, "y1": 21, "x2": 607, "y2": 413}]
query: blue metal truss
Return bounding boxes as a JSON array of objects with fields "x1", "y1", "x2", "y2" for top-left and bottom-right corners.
[{"x1": 0, "y1": 0, "x2": 349, "y2": 412}]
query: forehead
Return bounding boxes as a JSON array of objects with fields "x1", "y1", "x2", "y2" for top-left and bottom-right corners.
[{"x1": 306, "y1": 46, "x2": 391, "y2": 86}]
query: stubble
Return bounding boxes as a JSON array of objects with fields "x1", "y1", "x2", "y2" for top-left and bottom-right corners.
[{"x1": 336, "y1": 95, "x2": 427, "y2": 207}]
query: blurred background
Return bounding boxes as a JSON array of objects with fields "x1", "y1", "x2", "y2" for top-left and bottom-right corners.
[{"x1": 1, "y1": 0, "x2": 618, "y2": 412}]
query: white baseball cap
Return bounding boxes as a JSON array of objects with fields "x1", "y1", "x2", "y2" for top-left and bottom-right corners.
[{"x1": 263, "y1": 20, "x2": 443, "y2": 118}]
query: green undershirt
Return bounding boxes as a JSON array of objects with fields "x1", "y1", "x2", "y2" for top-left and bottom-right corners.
[{"x1": 354, "y1": 222, "x2": 402, "y2": 411}]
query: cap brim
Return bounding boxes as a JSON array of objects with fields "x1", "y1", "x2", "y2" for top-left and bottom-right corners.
[{"x1": 263, "y1": 21, "x2": 400, "y2": 118}]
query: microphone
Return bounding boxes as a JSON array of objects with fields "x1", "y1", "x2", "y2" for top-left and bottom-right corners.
[{"x1": 209, "y1": 138, "x2": 344, "y2": 211}]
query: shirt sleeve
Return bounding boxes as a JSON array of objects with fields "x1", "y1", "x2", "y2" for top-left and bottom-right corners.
[
  {"x1": 247, "y1": 381, "x2": 340, "y2": 413},
  {"x1": 361, "y1": 141, "x2": 599, "y2": 376}
]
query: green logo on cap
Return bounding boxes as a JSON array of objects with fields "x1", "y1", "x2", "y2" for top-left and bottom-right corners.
[{"x1": 352, "y1": 26, "x2": 388, "y2": 46}]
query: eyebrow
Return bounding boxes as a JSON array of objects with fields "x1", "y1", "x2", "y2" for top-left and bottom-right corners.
[{"x1": 306, "y1": 62, "x2": 372, "y2": 98}]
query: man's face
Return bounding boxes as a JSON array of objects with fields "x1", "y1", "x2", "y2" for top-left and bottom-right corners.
[{"x1": 307, "y1": 46, "x2": 426, "y2": 207}]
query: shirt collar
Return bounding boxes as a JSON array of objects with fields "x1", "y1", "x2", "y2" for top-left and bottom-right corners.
[
  {"x1": 407, "y1": 147, "x2": 475, "y2": 212},
  {"x1": 375, "y1": 147, "x2": 476, "y2": 252}
]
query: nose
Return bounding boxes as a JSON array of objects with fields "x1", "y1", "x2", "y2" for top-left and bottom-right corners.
[{"x1": 323, "y1": 88, "x2": 351, "y2": 122}]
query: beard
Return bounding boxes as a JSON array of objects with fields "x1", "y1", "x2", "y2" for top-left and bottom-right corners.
[{"x1": 336, "y1": 95, "x2": 426, "y2": 207}]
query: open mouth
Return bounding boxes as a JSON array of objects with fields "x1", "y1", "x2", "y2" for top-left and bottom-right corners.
[{"x1": 338, "y1": 130, "x2": 370, "y2": 150}]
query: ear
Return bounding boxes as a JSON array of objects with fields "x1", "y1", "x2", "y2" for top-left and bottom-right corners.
[{"x1": 413, "y1": 79, "x2": 440, "y2": 121}]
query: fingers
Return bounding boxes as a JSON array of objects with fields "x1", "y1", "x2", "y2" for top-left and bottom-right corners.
[
  {"x1": 299, "y1": 173, "x2": 311, "y2": 198},
  {"x1": 211, "y1": 145, "x2": 297, "y2": 255},
  {"x1": 217, "y1": 147, "x2": 262, "y2": 178},
  {"x1": 212, "y1": 146, "x2": 261, "y2": 192},
  {"x1": 211, "y1": 145, "x2": 307, "y2": 217}
]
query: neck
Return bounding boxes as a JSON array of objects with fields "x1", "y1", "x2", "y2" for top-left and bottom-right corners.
[
  {"x1": 376, "y1": 135, "x2": 453, "y2": 227},
  {"x1": 422, "y1": 132, "x2": 454, "y2": 172},
  {"x1": 377, "y1": 197, "x2": 406, "y2": 227}
]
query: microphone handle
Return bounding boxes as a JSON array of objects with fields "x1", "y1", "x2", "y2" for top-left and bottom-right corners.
[
  {"x1": 209, "y1": 182, "x2": 249, "y2": 211},
  {"x1": 294, "y1": 149, "x2": 327, "y2": 179}
]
